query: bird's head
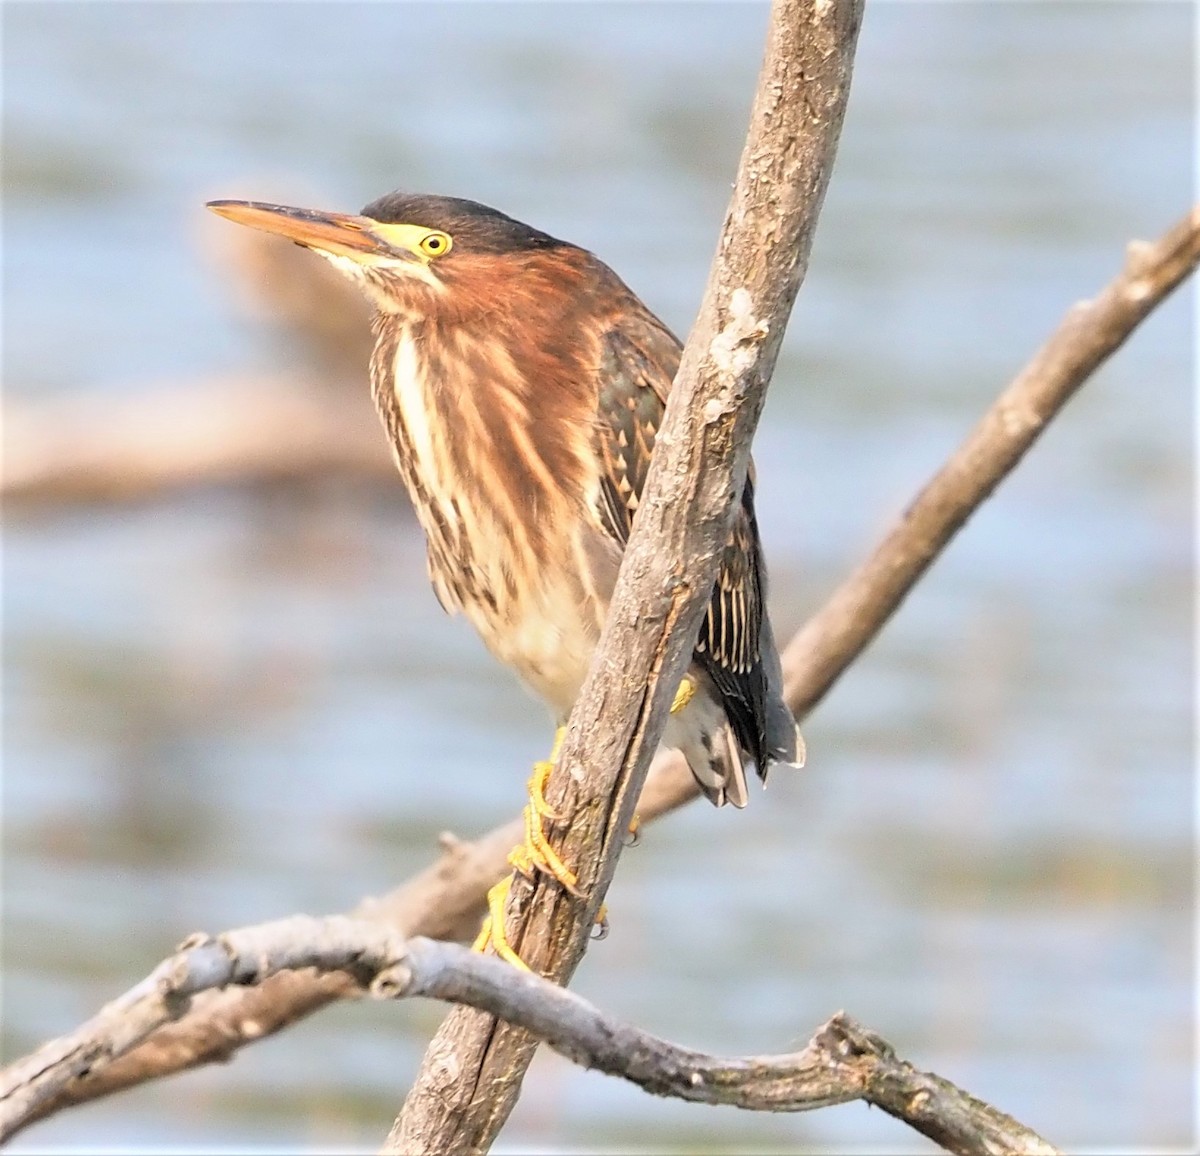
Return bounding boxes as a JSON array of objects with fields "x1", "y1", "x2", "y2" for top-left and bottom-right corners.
[{"x1": 207, "y1": 192, "x2": 577, "y2": 319}]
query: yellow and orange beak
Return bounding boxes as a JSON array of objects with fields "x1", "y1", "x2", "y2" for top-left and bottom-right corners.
[{"x1": 206, "y1": 200, "x2": 412, "y2": 263}]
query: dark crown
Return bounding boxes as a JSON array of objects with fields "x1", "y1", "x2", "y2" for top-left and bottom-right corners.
[{"x1": 361, "y1": 193, "x2": 569, "y2": 255}]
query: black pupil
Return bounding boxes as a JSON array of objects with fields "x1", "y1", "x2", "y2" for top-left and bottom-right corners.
[{"x1": 427, "y1": 237, "x2": 441, "y2": 250}]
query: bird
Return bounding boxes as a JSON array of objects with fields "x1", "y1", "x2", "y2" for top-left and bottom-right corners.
[{"x1": 207, "y1": 192, "x2": 803, "y2": 965}]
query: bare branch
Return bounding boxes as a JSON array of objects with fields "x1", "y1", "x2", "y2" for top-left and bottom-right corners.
[
  {"x1": 388, "y1": 2, "x2": 864, "y2": 1151},
  {"x1": 2, "y1": 378, "x2": 394, "y2": 507},
  {"x1": 781, "y1": 205, "x2": 1200, "y2": 719},
  {"x1": 0, "y1": 917, "x2": 406, "y2": 1138},
  {"x1": 0, "y1": 919, "x2": 1060, "y2": 1156},
  {"x1": 9, "y1": 203, "x2": 1197, "y2": 1142},
  {"x1": 2, "y1": 223, "x2": 381, "y2": 510}
]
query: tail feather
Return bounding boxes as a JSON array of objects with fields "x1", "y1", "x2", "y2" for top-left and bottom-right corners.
[
  {"x1": 663, "y1": 655, "x2": 802, "y2": 806},
  {"x1": 703, "y1": 722, "x2": 750, "y2": 809},
  {"x1": 758, "y1": 617, "x2": 805, "y2": 779},
  {"x1": 761, "y1": 692, "x2": 805, "y2": 778},
  {"x1": 664, "y1": 691, "x2": 750, "y2": 808}
]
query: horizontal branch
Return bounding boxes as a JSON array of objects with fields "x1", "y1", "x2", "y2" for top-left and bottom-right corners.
[
  {"x1": 2, "y1": 377, "x2": 394, "y2": 507},
  {"x1": 0, "y1": 916, "x2": 1060, "y2": 1156},
  {"x1": 4, "y1": 221, "x2": 380, "y2": 508}
]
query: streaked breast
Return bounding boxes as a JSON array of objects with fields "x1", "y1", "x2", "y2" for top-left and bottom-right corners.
[{"x1": 369, "y1": 320, "x2": 605, "y2": 713}]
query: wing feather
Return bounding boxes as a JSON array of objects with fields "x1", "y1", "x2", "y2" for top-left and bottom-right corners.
[{"x1": 593, "y1": 313, "x2": 771, "y2": 769}]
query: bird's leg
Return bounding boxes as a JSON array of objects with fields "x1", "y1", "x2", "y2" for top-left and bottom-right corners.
[
  {"x1": 592, "y1": 903, "x2": 610, "y2": 940},
  {"x1": 472, "y1": 875, "x2": 530, "y2": 970},
  {"x1": 511, "y1": 726, "x2": 581, "y2": 892},
  {"x1": 527, "y1": 724, "x2": 567, "y2": 822},
  {"x1": 622, "y1": 675, "x2": 695, "y2": 842},
  {"x1": 670, "y1": 675, "x2": 696, "y2": 714},
  {"x1": 476, "y1": 680, "x2": 694, "y2": 966},
  {"x1": 473, "y1": 726, "x2": 583, "y2": 968}
]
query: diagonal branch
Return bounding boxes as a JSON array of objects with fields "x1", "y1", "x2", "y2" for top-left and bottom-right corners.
[
  {"x1": 782, "y1": 206, "x2": 1200, "y2": 719},
  {"x1": 0, "y1": 916, "x2": 1061, "y2": 1156},
  {"x1": 386, "y1": 2, "x2": 865, "y2": 1152},
  {"x1": 7, "y1": 203, "x2": 1196, "y2": 1143}
]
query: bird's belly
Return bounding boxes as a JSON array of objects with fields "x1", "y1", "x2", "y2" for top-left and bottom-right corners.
[
  {"x1": 372, "y1": 323, "x2": 607, "y2": 714},
  {"x1": 404, "y1": 463, "x2": 603, "y2": 717},
  {"x1": 463, "y1": 578, "x2": 600, "y2": 719}
]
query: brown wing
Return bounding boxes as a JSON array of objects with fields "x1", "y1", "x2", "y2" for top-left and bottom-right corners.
[
  {"x1": 594, "y1": 320, "x2": 664, "y2": 545},
  {"x1": 594, "y1": 311, "x2": 771, "y2": 768}
]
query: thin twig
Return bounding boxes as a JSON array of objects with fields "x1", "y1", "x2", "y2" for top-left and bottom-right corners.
[{"x1": 0, "y1": 917, "x2": 1061, "y2": 1156}]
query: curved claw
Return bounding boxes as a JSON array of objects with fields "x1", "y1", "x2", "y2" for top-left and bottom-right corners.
[
  {"x1": 528, "y1": 758, "x2": 564, "y2": 822},
  {"x1": 623, "y1": 814, "x2": 642, "y2": 848},
  {"x1": 590, "y1": 903, "x2": 610, "y2": 941},
  {"x1": 472, "y1": 876, "x2": 531, "y2": 970}
]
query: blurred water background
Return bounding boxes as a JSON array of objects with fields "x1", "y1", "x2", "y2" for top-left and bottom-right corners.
[{"x1": 2, "y1": 3, "x2": 1193, "y2": 1152}]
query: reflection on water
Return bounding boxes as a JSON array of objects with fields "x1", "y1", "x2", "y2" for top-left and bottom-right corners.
[{"x1": 3, "y1": 4, "x2": 1192, "y2": 1152}]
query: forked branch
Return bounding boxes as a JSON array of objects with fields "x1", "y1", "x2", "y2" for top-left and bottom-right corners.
[
  {"x1": 4, "y1": 203, "x2": 1195, "y2": 1148},
  {"x1": 3, "y1": 7, "x2": 1195, "y2": 1146},
  {"x1": 0, "y1": 916, "x2": 1061, "y2": 1156}
]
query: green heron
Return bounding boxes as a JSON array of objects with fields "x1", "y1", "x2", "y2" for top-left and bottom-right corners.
[{"x1": 207, "y1": 193, "x2": 803, "y2": 964}]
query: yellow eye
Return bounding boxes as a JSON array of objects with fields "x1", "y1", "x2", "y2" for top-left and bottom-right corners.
[{"x1": 418, "y1": 231, "x2": 452, "y2": 258}]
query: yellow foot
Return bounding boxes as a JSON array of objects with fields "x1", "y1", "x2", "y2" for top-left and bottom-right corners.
[
  {"x1": 527, "y1": 725, "x2": 566, "y2": 822},
  {"x1": 474, "y1": 880, "x2": 611, "y2": 969},
  {"x1": 670, "y1": 676, "x2": 696, "y2": 714},
  {"x1": 472, "y1": 727, "x2": 586, "y2": 969},
  {"x1": 514, "y1": 726, "x2": 581, "y2": 895},
  {"x1": 472, "y1": 875, "x2": 530, "y2": 970}
]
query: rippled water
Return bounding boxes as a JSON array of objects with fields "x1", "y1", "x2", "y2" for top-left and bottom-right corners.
[{"x1": 3, "y1": 4, "x2": 1193, "y2": 1152}]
